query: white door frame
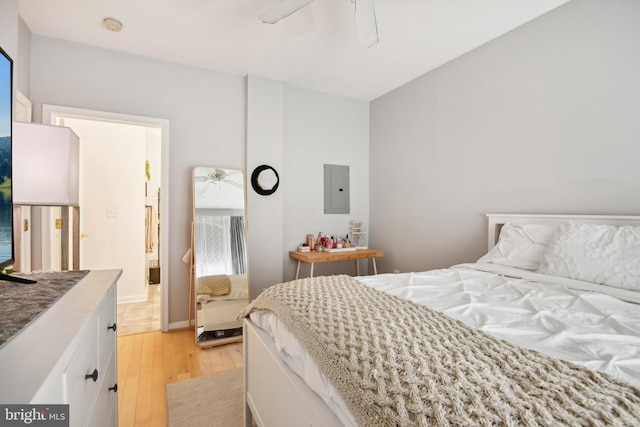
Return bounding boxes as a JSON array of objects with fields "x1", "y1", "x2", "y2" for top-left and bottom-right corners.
[{"x1": 42, "y1": 104, "x2": 170, "y2": 332}]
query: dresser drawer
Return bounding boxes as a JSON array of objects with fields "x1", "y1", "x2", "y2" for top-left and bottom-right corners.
[
  {"x1": 64, "y1": 320, "x2": 99, "y2": 427},
  {"x1": 97, "y1": 284, "x2": 117, "y2": 372},
  {"x1": 86, "y1": 353, "x2": 118, "y2": 427},
  {"x1": 31, "y1": 372, "x2": 65, "y2": 404}
]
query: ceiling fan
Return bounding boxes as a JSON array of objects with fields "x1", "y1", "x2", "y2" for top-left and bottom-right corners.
[
  {"x1": 260, "y1": 0, "x2": 379, "y2": 48},
  {"x1": 195, "y1": 169, "x2": 243, "y2": 195}
]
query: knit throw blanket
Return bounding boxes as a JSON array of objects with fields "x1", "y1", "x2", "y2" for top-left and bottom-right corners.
[{"x1": 241, "y1": 275, "x2": 640, "y2": 427}]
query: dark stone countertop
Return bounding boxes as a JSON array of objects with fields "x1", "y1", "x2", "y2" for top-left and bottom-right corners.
[{"x1": 0, "y1": 270, "x2": 90, "y2": 349}]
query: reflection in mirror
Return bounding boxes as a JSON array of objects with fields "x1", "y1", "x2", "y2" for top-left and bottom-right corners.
[{"x1": 193, "y1": 167, "x2": 248, "y2": 347}]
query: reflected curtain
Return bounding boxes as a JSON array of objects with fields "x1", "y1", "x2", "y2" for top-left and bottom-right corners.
[
  {"x1": 230, "y1": 216, "x2": 246, "y2": 274},
  {"x1": 195, "y1": 214, "x2": 247, "y2": 276},
  {"x1": 194, "y1": 215, "x2": 231, "y2": 277}
]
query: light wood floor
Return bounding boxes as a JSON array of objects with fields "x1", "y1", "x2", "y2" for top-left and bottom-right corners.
[
  {"x1": 117, "y1": 284, "x2": 162, "y2": 336},
  {"x1": 117, "y1": 328, "x2": 243, "y2": 427}
]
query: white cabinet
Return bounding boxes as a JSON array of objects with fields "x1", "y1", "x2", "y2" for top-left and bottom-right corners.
[{"x1": 0, "y1": 270, "x2": 122, "y2": 427}]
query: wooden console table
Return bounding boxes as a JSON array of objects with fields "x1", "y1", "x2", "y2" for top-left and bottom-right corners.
[{"x1": 289, "y1": 249, "x2": 384, "y2": 279}]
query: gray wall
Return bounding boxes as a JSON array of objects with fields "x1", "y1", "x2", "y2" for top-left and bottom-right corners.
[
  {"x1": 369, "y1": 0, "x2": 640, "y2": 274},
  {"x1": 246, "y1": 77, "x2": 370, "y2": 297},
  {"x1": 13, "y1": 0, "x2": 639, "y2": 324},
  {"x1": 29, "y1": 35, "x2": 247, "y2": 326},
  {"x1": 26, "y1": 36, "x2": 370, "y2": 325},
  {"x1": 246, "y1": 76, "x2": 285, "y2": 298},
  {"x1": 283, "y1": 85, "x2": 370, "y2": 281}
]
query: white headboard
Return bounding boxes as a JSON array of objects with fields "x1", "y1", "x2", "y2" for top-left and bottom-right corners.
[{"x1": 486, "y1": 214, "x2": 640, "y2": 250}]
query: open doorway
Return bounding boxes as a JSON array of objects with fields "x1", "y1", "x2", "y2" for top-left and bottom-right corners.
[{"x1": 43, "y1": 105, "x2": 169, "y2": 333}]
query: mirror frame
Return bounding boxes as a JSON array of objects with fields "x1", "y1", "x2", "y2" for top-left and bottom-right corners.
[{"x1": 190, "y1": 166, "x2": 249, "y2": 348}]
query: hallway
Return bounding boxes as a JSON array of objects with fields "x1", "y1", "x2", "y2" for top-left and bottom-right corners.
[{"x1": 117, "y1": 283, "x2": 161, "y2": 336}]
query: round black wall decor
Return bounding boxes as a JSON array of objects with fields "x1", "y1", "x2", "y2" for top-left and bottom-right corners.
[{"x1": 251, "y1": 165, "x2": 279, "y2": 196}]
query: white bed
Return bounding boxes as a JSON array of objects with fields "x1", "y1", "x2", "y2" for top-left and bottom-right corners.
[
  {"x1": 242, "y1": 214, "x2": 640, "y2": 426},
  {"x1": 196, "y1": 274, "x2": 248, "y2": 345}
]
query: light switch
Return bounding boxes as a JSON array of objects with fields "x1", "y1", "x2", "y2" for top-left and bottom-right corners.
[{"x1": 106, "y1": 207, "x2": 119, "y2": 218}]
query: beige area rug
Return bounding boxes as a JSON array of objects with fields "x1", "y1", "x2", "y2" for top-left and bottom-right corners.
[{"x1": 166, "y1": 368, "x2": 243, "y2": 427}]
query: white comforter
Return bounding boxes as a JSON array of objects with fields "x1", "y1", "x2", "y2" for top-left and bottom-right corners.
[{"x1": 249, "y1": 264, "x2": 640, "y2": 427}]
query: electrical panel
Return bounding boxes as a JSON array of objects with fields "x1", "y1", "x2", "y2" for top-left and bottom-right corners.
[{"x1": 324, "y1": 164, "x2": 350, "y2": 214}]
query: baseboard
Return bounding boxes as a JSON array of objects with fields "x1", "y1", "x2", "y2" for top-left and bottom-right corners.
[
  {"x1": 117, "y1": 294, "x2": 148, "y2": 304},
  {"x1": 169, "y1": 320, "x2": 190, "y2": 330}
]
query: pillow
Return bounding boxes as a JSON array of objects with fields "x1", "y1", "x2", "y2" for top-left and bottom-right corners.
[
  {"x1": 197, "y1": 274, "x2": 231, "y2": 296},
  {"x1": 477, "y1": 222, "x2": 559, "y2": 270},
  {"x1": 537, "y1": 221, "x2": 640, "y2": 291}
]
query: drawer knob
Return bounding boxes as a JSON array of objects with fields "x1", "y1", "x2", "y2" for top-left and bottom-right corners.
[
  {"x1": 108, "y1": 322, "x2": 117, "y2": 332},
  {"x1": 109, "y1": 384, "x2": 118, "y2": 393},
  {"x1": 85, "y1": 369, "x2": 99, "y2": 382}
]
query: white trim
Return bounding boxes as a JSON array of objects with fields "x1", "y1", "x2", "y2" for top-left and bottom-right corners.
[
  {"x1": 41, "y1": 104, "x2": 171, "y2": 332},
  {"x1": 15, "y1": 91, "x2": 32, "y2": 122},
  {"x1": 117, "y1": 294, "x2": 149, "y2": 304},
  {"x1": 169, "y1": 320, "x2": 190, "y2": 331},
  {"x1": 486, "y1": 213, "x2": 640, "y2": 250}
]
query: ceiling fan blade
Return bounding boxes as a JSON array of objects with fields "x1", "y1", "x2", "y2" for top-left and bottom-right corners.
[
  {"x1": 260, "y1": 0, "x2": 316, "y2": 24},
  {"x1": 201, "y1": 181, "x2": 214, "y2": 197},
  {"x1": 194, "y1": 176, "x2": 208, "y2": 182},
  {"x1": 224, "y1": 180, "x2": 244, "y2": 189},
  {"x1": 353, "y1": 0, "x2": 379, "y2": 48}
]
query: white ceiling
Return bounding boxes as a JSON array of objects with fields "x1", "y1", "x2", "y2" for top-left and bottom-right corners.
[{"x1": 18, "y1": 0, "x2": 569, "y2": 101}]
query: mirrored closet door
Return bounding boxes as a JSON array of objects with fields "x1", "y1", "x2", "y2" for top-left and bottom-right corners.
[{"x1": 192, "y1": 166, "x2": 249, "y2": 347}]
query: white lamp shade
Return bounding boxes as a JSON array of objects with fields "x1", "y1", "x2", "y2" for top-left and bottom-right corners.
[{"x1": 12, "y1": 122, "x2": 80, "y2": 206}]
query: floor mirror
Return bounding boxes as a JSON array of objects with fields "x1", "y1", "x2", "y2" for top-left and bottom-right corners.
[{"x1": 191, "y1": 166, "x2": 248, "y2": 347}]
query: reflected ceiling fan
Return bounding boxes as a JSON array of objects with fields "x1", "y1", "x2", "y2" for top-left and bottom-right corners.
[
  {"x1": 260, "y1": 0, "x2": 379, "y2": 48},
  {"x1": 195, "y1": 169, "x2": 243, "y2": 195}
]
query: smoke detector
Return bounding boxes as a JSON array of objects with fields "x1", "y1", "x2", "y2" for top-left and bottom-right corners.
[{"x1": 103, "y1": 18, "x2": 123, "y2": 32}]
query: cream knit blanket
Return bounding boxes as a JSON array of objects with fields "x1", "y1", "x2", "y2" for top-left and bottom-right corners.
[{"x1": 241, "y1": 275, "x2": 640, "y2": 426}]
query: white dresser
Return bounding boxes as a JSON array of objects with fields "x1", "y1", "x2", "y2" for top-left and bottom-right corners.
[{"x1": 0, "y1": 269, "x2": 122, "y2": 427}]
